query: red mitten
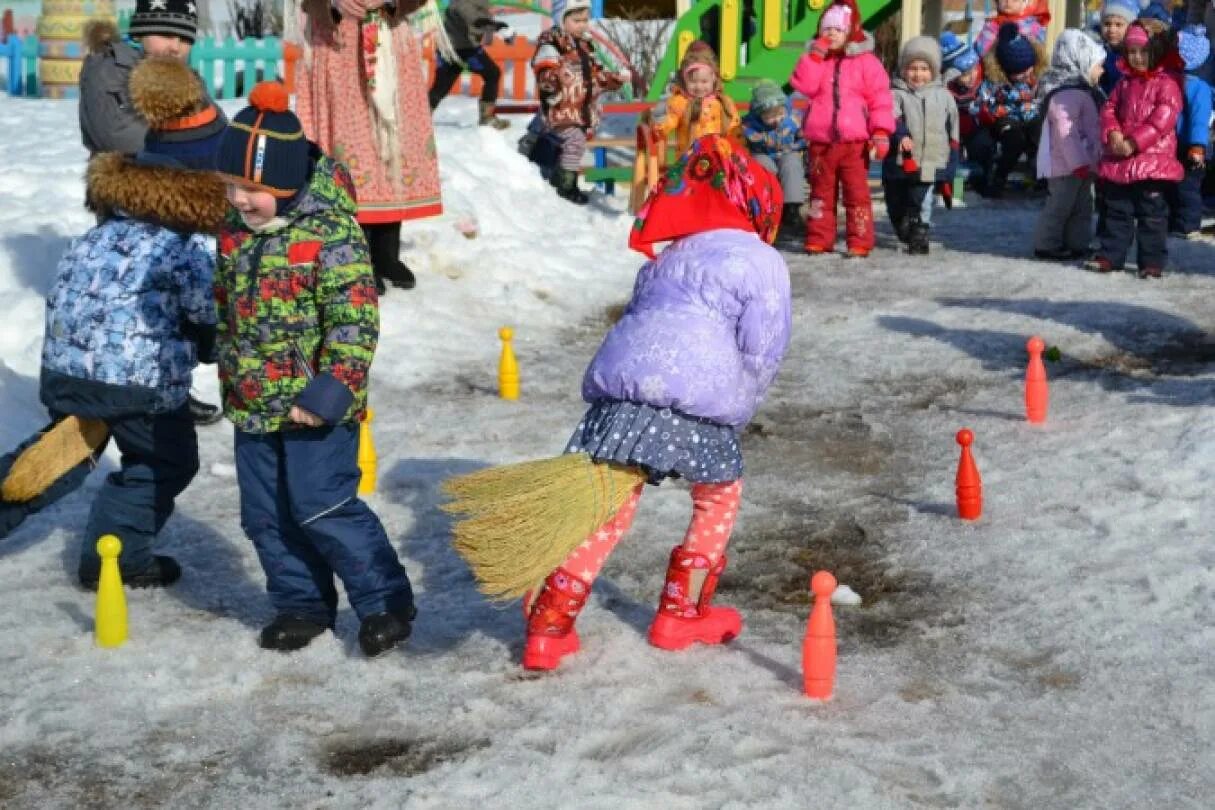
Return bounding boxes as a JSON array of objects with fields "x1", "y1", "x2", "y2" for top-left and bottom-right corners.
[
  {"x1": 1072, "y1": 165, "x2": 1090, "y2": 180},
  {"x1": 995, "y1": 104, "x2": 1009, "y2": 119},
  {"x1": 809, "y1": 36, "x2": 832, "y2": 62},
  {"x1": 869, "y1": 132, "x2": 890, "y2": 161}
]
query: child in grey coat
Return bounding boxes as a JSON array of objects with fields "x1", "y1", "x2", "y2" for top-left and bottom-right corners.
[{"x1": 882, "y1": 36, "x2": 959, "y2": 254}]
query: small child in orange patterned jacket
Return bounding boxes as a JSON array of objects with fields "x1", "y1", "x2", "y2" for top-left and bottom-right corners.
[{"x1": 651, "y1": 41, "x2": 741, "y2": 165}]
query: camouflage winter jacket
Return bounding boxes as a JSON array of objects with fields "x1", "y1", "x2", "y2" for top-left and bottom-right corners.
[{"x1": 215, "y1": 153, "x2": 379, "y2": 434}]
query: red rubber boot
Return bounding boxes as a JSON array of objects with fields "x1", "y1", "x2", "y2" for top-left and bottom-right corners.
[
  {"x1": 647, "y1": 547, "x2": 742, "y2": 651},
  {"x1": 522, "y1": 568, "x2": 591, "y2": 671}
]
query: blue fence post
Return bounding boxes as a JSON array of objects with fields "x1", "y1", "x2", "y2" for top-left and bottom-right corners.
[
  {"x1": 21, "y1": 34, "x2": 38, "y2": 97},
  {"x1": 2, "y1": 36, "x2": 19, "y2": 96}
]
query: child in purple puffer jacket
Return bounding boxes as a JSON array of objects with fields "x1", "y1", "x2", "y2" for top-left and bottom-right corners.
[
  {"x1": 1085, "y1": 18, "x2": 1183, "y2": 278},
  {"x1": 522, "y1": 135, "x2": 791, "y2": 672}
]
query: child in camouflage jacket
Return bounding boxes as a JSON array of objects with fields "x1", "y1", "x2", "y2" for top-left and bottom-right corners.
[{"x1": 213, "y1": 83, "x2": 416, "y2": 658}]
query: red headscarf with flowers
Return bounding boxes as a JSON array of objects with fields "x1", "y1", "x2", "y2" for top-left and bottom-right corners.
[{"x1": 629, "y1": 135, "x2": 783, "y2": 259}]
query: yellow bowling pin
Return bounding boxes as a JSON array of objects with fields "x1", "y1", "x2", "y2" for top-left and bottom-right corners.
[
  {"x1": 498, "y1": 327, "x2": 519, "y2": 401},
  {"x1": 358, "y1": 407, "x2": 377, "y2": 495},
  {"x1": 95, "y1": 535, "x2": 127, "y2": 648}
]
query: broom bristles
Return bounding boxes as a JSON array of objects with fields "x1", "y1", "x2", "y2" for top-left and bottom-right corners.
[
  {"x1": 1, "y1": 416, "x2": 108, "y2": 503},
  {"x1": 442, "y1": 453, "x2": 647, "y2": 601}
]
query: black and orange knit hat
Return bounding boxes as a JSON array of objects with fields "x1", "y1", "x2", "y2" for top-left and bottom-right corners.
[
  {"x1": 215, "y1": 82, "x2": 310, "y2": 206},
  {"x1": 129, "y1": 56, "x2": 225, "y2": 170}
]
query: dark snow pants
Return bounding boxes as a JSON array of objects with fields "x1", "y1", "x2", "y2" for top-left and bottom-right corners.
[
  {"x1": 1098, "y1": 180, "x2": 1169, "y2": 270},
  {"x1": 1, "y1": 409, "x2": 197, "y2": 582},
  {"x1": 234, "y1": 424, "x2": 414, "y2": 627}
]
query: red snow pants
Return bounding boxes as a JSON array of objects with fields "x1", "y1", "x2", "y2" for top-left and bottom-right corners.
[{"x1": 805, "y1": 141, "x2": 875, "y2": 254}]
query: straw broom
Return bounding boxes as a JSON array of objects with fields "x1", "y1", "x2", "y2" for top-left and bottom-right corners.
[
  {"x1": 442, "y1": 453, "x2": 647, "y2": 601},
  {"x1": 1, "y1": 416, "x2": 108, "y2": 503}
]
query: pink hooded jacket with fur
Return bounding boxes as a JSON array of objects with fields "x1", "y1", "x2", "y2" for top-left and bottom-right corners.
[{"x1": 789, "y1": 33, "x2": 895, "y2": 144}]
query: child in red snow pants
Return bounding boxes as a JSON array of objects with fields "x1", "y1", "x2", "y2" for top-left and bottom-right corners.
[{"x1": 805, "y1": 141, "x2": 875, "y2": 254}]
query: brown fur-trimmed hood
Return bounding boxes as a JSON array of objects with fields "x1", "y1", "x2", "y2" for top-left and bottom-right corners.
[
  {"x1": 86, "y1": 153, "x2": 227, "y2": 234},
  {"x1": 84, "y1": 19, "x2": 121, "y2": 56},
  {"x1": 981, "y1": 36, "x2": 1048, "y2": 84}
]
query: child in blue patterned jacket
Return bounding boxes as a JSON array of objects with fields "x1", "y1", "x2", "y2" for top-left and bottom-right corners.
[
  {"x1": 0, "y1": 58, "x2": 226, "y2": 588},
  {"x1": 741, "y1": 79, "x2": 806, "y2": 229},
  {"x1": 969, "y1": 22, "x2": 1047, "y2": 196}
]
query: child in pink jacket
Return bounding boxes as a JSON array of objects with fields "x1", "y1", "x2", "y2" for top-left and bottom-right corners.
[
  {"x1": 790, "y1": 0, "x2": 894, "y2": 257},
  {"x1": 1085, "y1": 19, "x2": 1183, "y2": 279},
  {"x1": 1033, "y1": 30, "x2": 1106, "y2": 261}
]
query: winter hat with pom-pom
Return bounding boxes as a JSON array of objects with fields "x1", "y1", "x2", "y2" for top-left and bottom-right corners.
[
  {"x1": 215, "y1": 82, "x2": 311, "y2": 207},
  {"x1": 128, "y1": 56, "x2": 225, "y2": 171},
  {"x1": 995, "y1": 22, "x2": 1038, "y2": 76},
  {"x1": 940, "y1": 31, "x2": 980, "y2": 74},
  {"x1": 1178, "y1": 24, "x2": 1211, "y2": 71}
]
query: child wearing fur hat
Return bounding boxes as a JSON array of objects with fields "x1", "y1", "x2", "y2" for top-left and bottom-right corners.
[
  {"x1": 741, "y1": 79, "x2": 806, "y2": 229},
  {"x1": 1085, "y1": 19, "x2": 1184, "y2": 277},
  {"x1": 1167, "y1": 24, "x2": 1212, "y2": 236},
  {"x1": 0, "y1": 58, "x2": 225, "y2": 584},
  {"x1": 519, "y1": 135, "x2": 790, "y2": 671},
  {"x1": 1032, "y1": 29, "x2": 1107, "y2": 260},
  {"x1": 532, "y1": 0, "x2": 628, "y2": 205},
  {"x1": 790, "y1": 0, "x2": 894, "y2": 256},
  {"x1": 78, "y1": 0, "x2": 225, "y2": 426},
  {"x1": 884, "y1": 36, "x2": 959, "y2": 255},
  {"x1": 212, "y1": 83, "x2": 417, "y2": 656},
  {"x1": 973, "y1": 0, "x2": 1049, "y2": 58},
  {"x1": 652, "y1": 41, "x2": 742, "y2": 159},
  {"x1": 969, "y1": 22, "x2": 1048, "y2": 197}
]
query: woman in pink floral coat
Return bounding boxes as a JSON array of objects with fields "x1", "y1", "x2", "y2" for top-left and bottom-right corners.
[{"x1": 293, "y1": 0, "x2": 443, "y2": 292}]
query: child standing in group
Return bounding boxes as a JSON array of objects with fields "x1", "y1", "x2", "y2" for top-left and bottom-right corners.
[
  {"x1": 0, "y1": 58, "x2": 225, "y2": 579},
  {"x1": 970, "y1": 23, "x2": 1047, "y2": 196},
  {"x1": 790, "y1": 0, "x2": 894, "y2": 256},
  {"x1": 941, "y1": 33, "x2": 984, "y2": 186},
  {"x1": 652, "y1": 40, "x2": 741, "y2": 157},
  {"x1": 741, "y1": 79, "x2": 806, "y2": 229},
  {"x1": 1033, "y1": 30, "x2": 1106, "y2": 260},
  {"x1": 1086, "y1": 19, "x2": 1183, "y2": 278},
  {"x1": 1097, "y1": 1, "x2": 1136, "y2": 98},
  {"x1": 973, "y1": 0, "x2": 1049, "y2": 57},
  {"x1": 518, "y1": 136, "x2": 789, "y2": 671},
  {"x1": 884, "y1": 36, "x2": 959, "y2": 255},
  {"x1": 1168, "y1": 24, "x2": 1212, "y2": 236},
  {"x1": 213, "y1": 84, "x2": 417, "y2": 656},
  {"x1": 531, "y1": 0, "x2": 627, "y2": 205}
]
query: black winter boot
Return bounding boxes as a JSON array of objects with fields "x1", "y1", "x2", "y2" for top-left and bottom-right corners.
[
  {"x1": 358, "y1": 606, "x2": 417, "y2": 657},
  {"x1": 894, "y1": 215, "x2": 912, "y2": 243},
  {"x1": 552, "y1": 168, "x2": 589, "y2": 205},
  {"x1": 781, "y1": 203, "x2": 802, "y2": 230},
  {"x1": 79, "y1": 555, "x2": 182, "y2": 591},
  {"x1": 907, "y1": 220, "x2": 930, "y2": 255},
  {"x1": 259, "y1": 615, "x2": 330, "y2": 652}
]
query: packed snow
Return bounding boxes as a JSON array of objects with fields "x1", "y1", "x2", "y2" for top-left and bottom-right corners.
[{"x1": 0, "y1": 94, "x2": 1212, "y2": 808}]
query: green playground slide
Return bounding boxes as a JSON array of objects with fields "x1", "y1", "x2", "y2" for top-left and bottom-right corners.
[{"x1": 645, "y1": 0, "x2": 900, "y2": 103}]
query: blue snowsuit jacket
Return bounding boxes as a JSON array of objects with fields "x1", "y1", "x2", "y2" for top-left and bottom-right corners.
[{"x1": 39, "y1": 152, "x2": 228, "y2": 419}]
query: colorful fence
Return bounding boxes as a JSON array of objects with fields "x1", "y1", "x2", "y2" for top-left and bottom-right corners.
[{"x1": 2, "y1": 32, "x2": 300, "y2": 100}]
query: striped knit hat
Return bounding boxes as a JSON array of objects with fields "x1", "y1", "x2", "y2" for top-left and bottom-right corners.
[
  {"x1": 129, "y1": 0, "x2": 198, "y2": 44},
  {"x1": 215, "y1": 82, "x2": 310, "y2": 209}
]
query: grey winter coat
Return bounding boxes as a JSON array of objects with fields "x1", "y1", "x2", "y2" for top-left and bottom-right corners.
[
  {"x1": 885, "y1": 76, "x2": 960, "y2": 184},
  {"x1": 79, "y1": 21, "x2": 146, "y2": 155},
  {"x1": 443, "y1": 0, "x2": 500, "y2": 52},
  {"x1": 78, "y1": 20, "x2": 224, "y2": 156}
]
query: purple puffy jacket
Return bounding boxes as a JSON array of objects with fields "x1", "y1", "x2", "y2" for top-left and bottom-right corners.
[
  {"x1": 1099, "y1": 64, "x2": 1184, "y2": 185},
  {"x1": 581, "y1": 229, "x2": 791, "y2": 429}
]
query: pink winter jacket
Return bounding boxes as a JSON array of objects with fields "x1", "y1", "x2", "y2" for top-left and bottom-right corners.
[
  {"x1": 1036, "y1": 86, "x2": 1102, "y2": 179},
  {"x1": 789, "y1": 33, "x2": 895, "y2": 144},
  {"x1": 1099, "y1": 65, "x2": 1184, "y2": 185}
]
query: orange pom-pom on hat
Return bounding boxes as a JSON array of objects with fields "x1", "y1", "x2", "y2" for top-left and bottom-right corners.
[
  {"x1": 248, "y1": 80, "x2": 290, "y2": 113},
  {"x1": 215, "y1": 81, "x2": 311, "y2": 206}
]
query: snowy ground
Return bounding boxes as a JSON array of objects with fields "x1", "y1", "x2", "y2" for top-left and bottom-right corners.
[{"x1": 0, "y1": 95, "x2": 1212, "y2": 808}]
